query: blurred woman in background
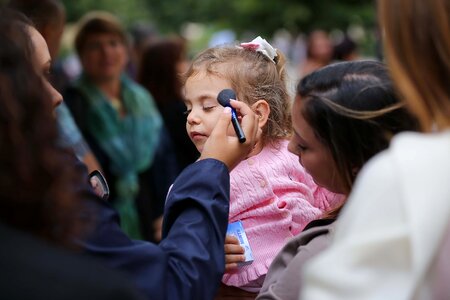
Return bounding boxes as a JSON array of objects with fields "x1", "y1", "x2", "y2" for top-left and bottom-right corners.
[
  {"x1": 298, "y1": 30, "x2": 334, "y2": 78},
  {"x1": 64, "y1": 12, "x2": 178, "y2": 240},
  {"x1": 138, "y1": 37, "x2": 199, "y2": 171}
]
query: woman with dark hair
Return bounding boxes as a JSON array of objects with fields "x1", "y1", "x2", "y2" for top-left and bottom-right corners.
[
  {"x1": 138, "y1": 37, "x2": 198, "y2": 170},
  {"x1": 256, "y1": 60, "x2": 418, "y2": 300},
  {"x1": 301, "y1": 0, "x2": 450, "y2": 298},
  {"x1": 298, "y1": 30, "x2": 334, "y2": 78},
  {"x1": 0, "y1": 7, "x2": 79, "y2": 246},
  {"x1": 0, "y1": 9, "x2": 145, "y2": 299},
  {"x1": 138, "y1": 38, "x2": 198, "y2": 241},
  {"x1": 7, "y1": 0, "x2": 102, "y2": 174},
  {"x1": 333, "y1": 35, "x2": 359, "y2": 61}
]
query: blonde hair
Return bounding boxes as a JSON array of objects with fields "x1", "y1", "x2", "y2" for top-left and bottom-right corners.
[
  {"x1": 183, "y1": 45, "x2": 292, "y2": 144},
  {"x1": 378, "y1": 0, "x2": 450, "y2": 131}
]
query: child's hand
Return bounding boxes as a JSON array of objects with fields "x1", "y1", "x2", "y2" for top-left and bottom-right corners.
[{"x1": 224, "y1": 235, "x2": 245, "y2": 271}]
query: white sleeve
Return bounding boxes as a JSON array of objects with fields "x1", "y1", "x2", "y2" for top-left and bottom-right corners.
[{"x1": 300, "y1": 152, "x2": 414, "y2": 300}]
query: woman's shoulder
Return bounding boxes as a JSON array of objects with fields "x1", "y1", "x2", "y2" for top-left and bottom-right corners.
[
  {"x1": 377, "y1": 130, "x2": 450, "y2": 175},
  {"x1": 345, "y1": 130, "x2": 450, "y2": 227},
  {"x1": 390, "y1": 130, "x2": 450, "y2": 152}
]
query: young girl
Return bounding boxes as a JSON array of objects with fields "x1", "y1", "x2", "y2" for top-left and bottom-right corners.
[{"x1": 182, "y1": 37, "x2": 342, "y2": 295}]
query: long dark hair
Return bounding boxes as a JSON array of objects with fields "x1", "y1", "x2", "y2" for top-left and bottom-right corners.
[
  {"x1": 297, "y1": 61, "x2": 419, "y2": 216},
  {"x1": 0, "y1": 9, "x2": 86, "y2": 247},
  {"x1": 138, "y1": 37, "x2": 186, "y2": 108}
]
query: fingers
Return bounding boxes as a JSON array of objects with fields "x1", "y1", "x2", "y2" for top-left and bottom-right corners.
[
  {"x1": 225, "y1": 254, "x2": 245, "y2": 271},
  {"x1": 225, "y1": 262, "x2": 239, "y2": 271},
  {"x1": 224, "y1": 234, "x2": 245, "y2": 271},
  {"x1": 224, "y1": 243, "x2": 245, "y2": 255},
  {"x1": 225, "y1": 253, "x2": 245, "y2": 263},
  {"x1": 225, "y1": 263, "x2": 244, "y2": 272},
  {"x1": 199, "y1": 100, "x2": 258, "y2": 170},
  {"x1": 230, "y1": 100, "x2": 258, "y2": 146},
  {"x1": 225, "y1": 235, "x2": 240, "y2": 244},
  {"x1": 209, "y1": 106, "x2": 232, "y2": 139},
  {"x1": 198, "y1": 107, "x2": 232, "y2": 164}
]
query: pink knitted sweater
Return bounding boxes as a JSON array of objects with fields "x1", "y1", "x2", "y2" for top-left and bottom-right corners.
[{"x1": 222, "y1": 139, "x2": 342, "y2": 287}]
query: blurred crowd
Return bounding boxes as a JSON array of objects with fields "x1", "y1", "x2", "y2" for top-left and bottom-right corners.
[{"x1": 2, "y1": 0, "x2": 449, "y2": 299}]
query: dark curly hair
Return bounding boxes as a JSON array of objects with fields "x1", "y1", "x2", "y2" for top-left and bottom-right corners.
[{"x1": 0, "y1": 9, "x2": 87, "y2": 247}]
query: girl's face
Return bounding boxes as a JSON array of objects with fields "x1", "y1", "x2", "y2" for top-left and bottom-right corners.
[
  {"x1": 288, "y1": 96, "x2": 346, "y2": 194},
  {"x1": 183, "y1": 72, "x2": 235, "y2": 153},
  {"x1": 80, "y1": 33, "x2": 128, "y2": 82},
  {"x1": 29, "y1": 26, "x2": 63, "y2": 108}
]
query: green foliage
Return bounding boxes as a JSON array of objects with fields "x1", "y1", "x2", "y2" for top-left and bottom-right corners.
[
  {"x1": 0, "y1": 0, "x2": 377, "y2": 57},
  {"x1": 144, "y1": 0, "x2": 375, "y2": 36},
  {"x1": 61, "y1": 0, "x2": 376, "y2": 38},
  {"x1": 62, "y1": 0, "x2": 152, "y2": 25}
]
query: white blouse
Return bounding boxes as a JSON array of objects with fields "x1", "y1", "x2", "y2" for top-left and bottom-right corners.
[{"x1": 301, "y1": 130, "x2": 450, "y2": 300}]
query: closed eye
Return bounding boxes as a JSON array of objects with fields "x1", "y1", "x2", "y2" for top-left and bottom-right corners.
[
  {"x1": 183, "y1": 109, "x2": 191, "y2": 116},
  {"x1": 203, "y1": 105, "x2": 217, "y2": 112},
  {"x1": 297, "y1": 144, "x2": 308, "y2": 152}
]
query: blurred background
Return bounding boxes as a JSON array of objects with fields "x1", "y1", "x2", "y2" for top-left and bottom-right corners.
[
  {"x1": 60, "y1": 0, "x2": 376, "y2": 55},
  {"x1": 0, "y1": 0, "x2": 379, "y2": 83}
]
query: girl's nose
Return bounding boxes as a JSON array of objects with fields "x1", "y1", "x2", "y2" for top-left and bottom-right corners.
[{"x1": 186, "y1": 110, "x2": 200, "y2": 125}]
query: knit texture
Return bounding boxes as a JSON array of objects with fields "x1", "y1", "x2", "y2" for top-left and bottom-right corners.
[{"x1": 222, "y1": 139, "x2": 343, "y2": 287}]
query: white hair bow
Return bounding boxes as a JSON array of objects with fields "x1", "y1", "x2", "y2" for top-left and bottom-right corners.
[{"x1": 239, "y1": 36, "x2": 278, "y2": 63}]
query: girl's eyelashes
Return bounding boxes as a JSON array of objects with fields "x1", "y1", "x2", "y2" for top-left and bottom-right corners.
[
  {"x1": 203, "y1": 105, "x2": 217, "y2": 112},
  {"x1": 183, "y1": 104, "x2": 217, "y2": 115}
]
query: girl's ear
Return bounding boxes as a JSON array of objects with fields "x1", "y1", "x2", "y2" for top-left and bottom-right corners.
[{"x1": 251, "y1": 100, "x2": 270, "y2": 128}]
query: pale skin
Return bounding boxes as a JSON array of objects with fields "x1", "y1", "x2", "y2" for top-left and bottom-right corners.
[
  {"x1": 184, "y1": 71, "x2": 269, "y2": 157},
  {"x1": 198, "y1": 101, "x2": 259, "y2": 171},
  {"x1": 183, "y1": 70, "x2": 271, "y2": 269}
]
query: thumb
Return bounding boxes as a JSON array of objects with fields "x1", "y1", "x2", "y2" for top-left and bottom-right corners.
[
  {"x1": 200, "y1": 106, "x2": 241, "y2": 170},
  {"x1": 210, "y1": 106, "x2": 232, "y2": 138}
]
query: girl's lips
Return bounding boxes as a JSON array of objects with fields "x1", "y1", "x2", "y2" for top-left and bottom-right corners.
[{"x1": 190, "y1": 132, "x2": 207, "y2": 141}]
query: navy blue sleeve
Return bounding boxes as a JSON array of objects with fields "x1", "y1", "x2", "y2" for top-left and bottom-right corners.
[{"x1": 82, "y1": 159, "x2": 229, "y2": 300}]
